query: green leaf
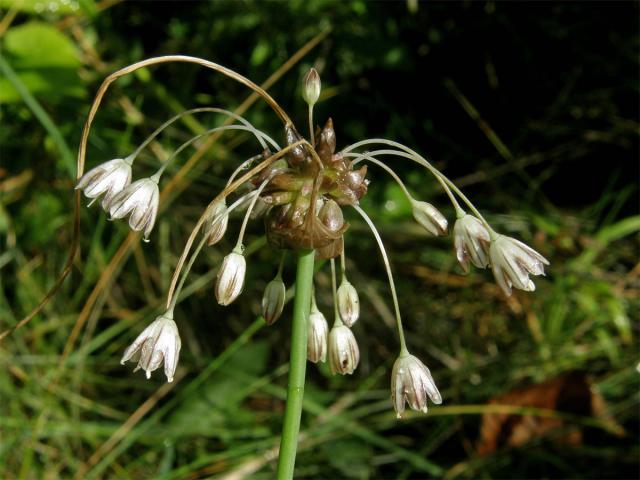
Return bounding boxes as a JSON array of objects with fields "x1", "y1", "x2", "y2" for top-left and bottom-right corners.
[
  {"x1": 4, "y1": 21, "x2": 80, "y2": 69},
  {"x1": 0, "y1": 0, "x2": 80, "y2": 14},
  {"x1": 0, "y1": 21, "x2": 83, "y2": 103}
]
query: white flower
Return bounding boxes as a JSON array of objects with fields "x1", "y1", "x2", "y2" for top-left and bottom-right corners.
[
  {"x1": 307, "y1": 304, "x2": 328, "y2": 363},
  {"x1": 453, "y1": 214, "x2": 491, "y2": 273},
  {"x1": 108, "y1": 178, "x2": 160, "y2": 241},
  {"x1": 337, "y1": 279, "x2": 359, "y2": 327},
  {"x1": 489, "y1": 234, "x2": 549, "y2": 296},
  {"x1": 391, "y1": 354, "x2": 442, "y2": 418},
  {"x1": 76, "y1": 158, "x2": 132, "y2": 209},
  {"x1": 216, "y1": 250, "x2": 246, "y2": 305},
  {"x1": 328, "y1": 324, "x2": 360, "y2": 375},
  {"x1": 204, "y1": 200, "x2": 229, "y2": 246},
  {"x1": 121, "y1": 313, "x2": 181, "y2": 382},
  {"x1": 411, "y1": 199, "x2": 448, "y2": 236}
]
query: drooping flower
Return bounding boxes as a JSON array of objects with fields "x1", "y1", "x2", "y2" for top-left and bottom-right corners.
[
  {"x1": 489, "y1": 234, "x2": 549, "y2": 296},
  {"x1": 453, "y1": 214, "x2": 491, "y2": 273},
  {"x1": 391, "y1": 354, "x2": 442, "y2": 418},
  {"x1": 411, "y1": 199, "x2": 448, "y2": 236},
  {"x1": 76, "y1": 158, "x2": 132, "y2": 209},
  {"x1": 328, "y1": 324, "x2": 360, "y2": 375},
  {"x1": 337, "y1": 279, "x2": 360, "y2": 327},
  {"x1": 307, "y1": 302, "x2": 329, "y2": 363},
  {"x1": 262, "y1": 276, "x2": 286, "y2": 325},
  {"x1": 121, "y1": 313, "x2": 181, "y2": 382},
  {"x1": 204, "y1": 199, "x2": 229, "y2": 246},
  {"x1": 215, "y1": 249, "x2": 246, "y2": 305},
  {"x1": 108, "y1": 178, "x2": 160, "y2": 241}
]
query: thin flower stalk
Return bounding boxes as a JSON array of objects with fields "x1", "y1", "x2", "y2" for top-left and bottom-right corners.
[
  {"x1": 127, "y1": 107, "x2": 276, "y2": 162},
  {"x1": 345, "y1": 142, "x2": 487, "y2": 230},
  {"x1": 166, "y1": 140, "x2": 307, "y2": 309},
  {"x1": 352, "y1": 205, "x2": 408, "y2": 354}
]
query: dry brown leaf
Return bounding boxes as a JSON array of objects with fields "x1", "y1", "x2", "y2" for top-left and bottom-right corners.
[{"x1": 477, "y1": 371, "x2": 624, "y2": 455}]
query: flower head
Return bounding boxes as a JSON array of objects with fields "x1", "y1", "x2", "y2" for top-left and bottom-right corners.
[
  {"x1": 76, "y1": 158, "x2": 132, "y2": 209},
  {"x1": 108, "y1": 178, "x2": 160, "y2": 241},
  {"x1": 391, "y1": 354, "x2": 442, "y2": 418},
  {"x1": 216, "y1": 250, "x2": 246, "y2": 305},
  {"x1": 453, "y1": 214, "x2": 491, "y2": 273},
  {"x1": 337, "y1": 279, "x2": 360, "y2": 327},
  {"x1": 307, "y1": 303, "x2": 329, "y2": 363},
  {"x1": 121, "y1": 313, "x2": 181, "y2": 382},
  {"x1": 328, "y1": 324, "x2": 360, "y2": 375},
  {"x1": 411, "y1": 199, "x2": 448, "y2": 236},
  {"x1": 262, "y1": 276, "x2": 286, "y2": 325},
  {"x1": 489, "y1": 234, "x2": 549, "y2": 296}
]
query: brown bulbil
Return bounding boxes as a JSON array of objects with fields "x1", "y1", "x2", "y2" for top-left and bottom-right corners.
[{"x1": 262, "y1": 118, "x2": 367, "y2": 258}]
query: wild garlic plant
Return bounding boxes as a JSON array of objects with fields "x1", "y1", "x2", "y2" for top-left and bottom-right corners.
[{"x1": 75, "y1": 56, "x2": 548, "y2": 479}]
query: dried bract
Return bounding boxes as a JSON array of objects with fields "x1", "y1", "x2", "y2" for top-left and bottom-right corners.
[
  {"x1": 391, "y1": 354, "x2": 442, "y2": 418},
  {"x1": 121, "y1": 313, "x2": 181, "y2": 382}
]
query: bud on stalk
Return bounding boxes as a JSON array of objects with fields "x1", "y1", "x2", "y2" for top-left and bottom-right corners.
[
  {"x1": 302, "y1": 67, "x2": 321, "y2": 106},
  {"x1": 337, "y1": 279, "x2": 359, "y2": 327},
  {"x1": 262, "y1": 276, "x2": 286, "y2": 325},
  {"x1": 215, "y1": 249, "x2": 246, "y2": 306}
]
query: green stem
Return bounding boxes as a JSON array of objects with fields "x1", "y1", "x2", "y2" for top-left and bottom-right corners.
[{"x1": 276, "y1": 248, "x2": 315, "y2": 479}]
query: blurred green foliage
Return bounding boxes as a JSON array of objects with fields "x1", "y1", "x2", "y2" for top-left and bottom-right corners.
[{"x1": 1, "y1": 1, "x2": 638, "y2": 479}]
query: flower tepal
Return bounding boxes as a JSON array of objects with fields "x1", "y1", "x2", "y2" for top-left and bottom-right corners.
[
  {"x1": 453, "y1": 214, "x2": 491, "y2": 273},
  {"x1": 489, "y1": 234, "x2": 549, "y2": 296},
  {"x1": 216, "y1": 250, "x2": 247, "y2": 305},
  {"x1": 121, "y1": 313, "x2": 182, "y2": 382},
  {"x1": 307, "y1": 303, "x2": 329, "y2": 363},
  {"x1": 328, "y1": 324, "x2": 360, "y2": 375},
  {"x1": 391, "y1": 354, "x2": 442, "y2": 418},
  {"x1": 76, "y1": 158, "x2": 132, "y2": 209},
  {"x1": 108, "y1": 177, "x2": 160, "y2": 241}
]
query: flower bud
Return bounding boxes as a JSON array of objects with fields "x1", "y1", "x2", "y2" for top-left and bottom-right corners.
[
  {"x1": 261, "y1": 276, "x2": 286, "y2": 325},
  {"x1": 302, "y1": 67, "x2": 321, "y2": 106},
  {"x1": 391, "y1": 354, "x2": 442, "y2": 418},
  {"x1": 337, "y1": 279, "x2": 359, "y2": 327},
  {"x1": 307, "y1": 303, "x2": 328, "y2": 363},
  {"x1": 215, "y1": 250, "x2": 246, "y2": 305},
  {"x1": 328, "y1": 324, "x2": 360, "y2": 375},
  {"x1": 411, "y1": 199, "x2": 448, "y2": 236},
  {"x1": 121, "y1": 312, "x2": 181, "y2": 383},
  {"x1": 204, "y1": 200, "x2": 229, "y2": 246}
]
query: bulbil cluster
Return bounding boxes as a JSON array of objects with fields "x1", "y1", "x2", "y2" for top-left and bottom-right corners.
[{"x1": 263, "y1": 119, "x2": 368, "y2": 259}]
